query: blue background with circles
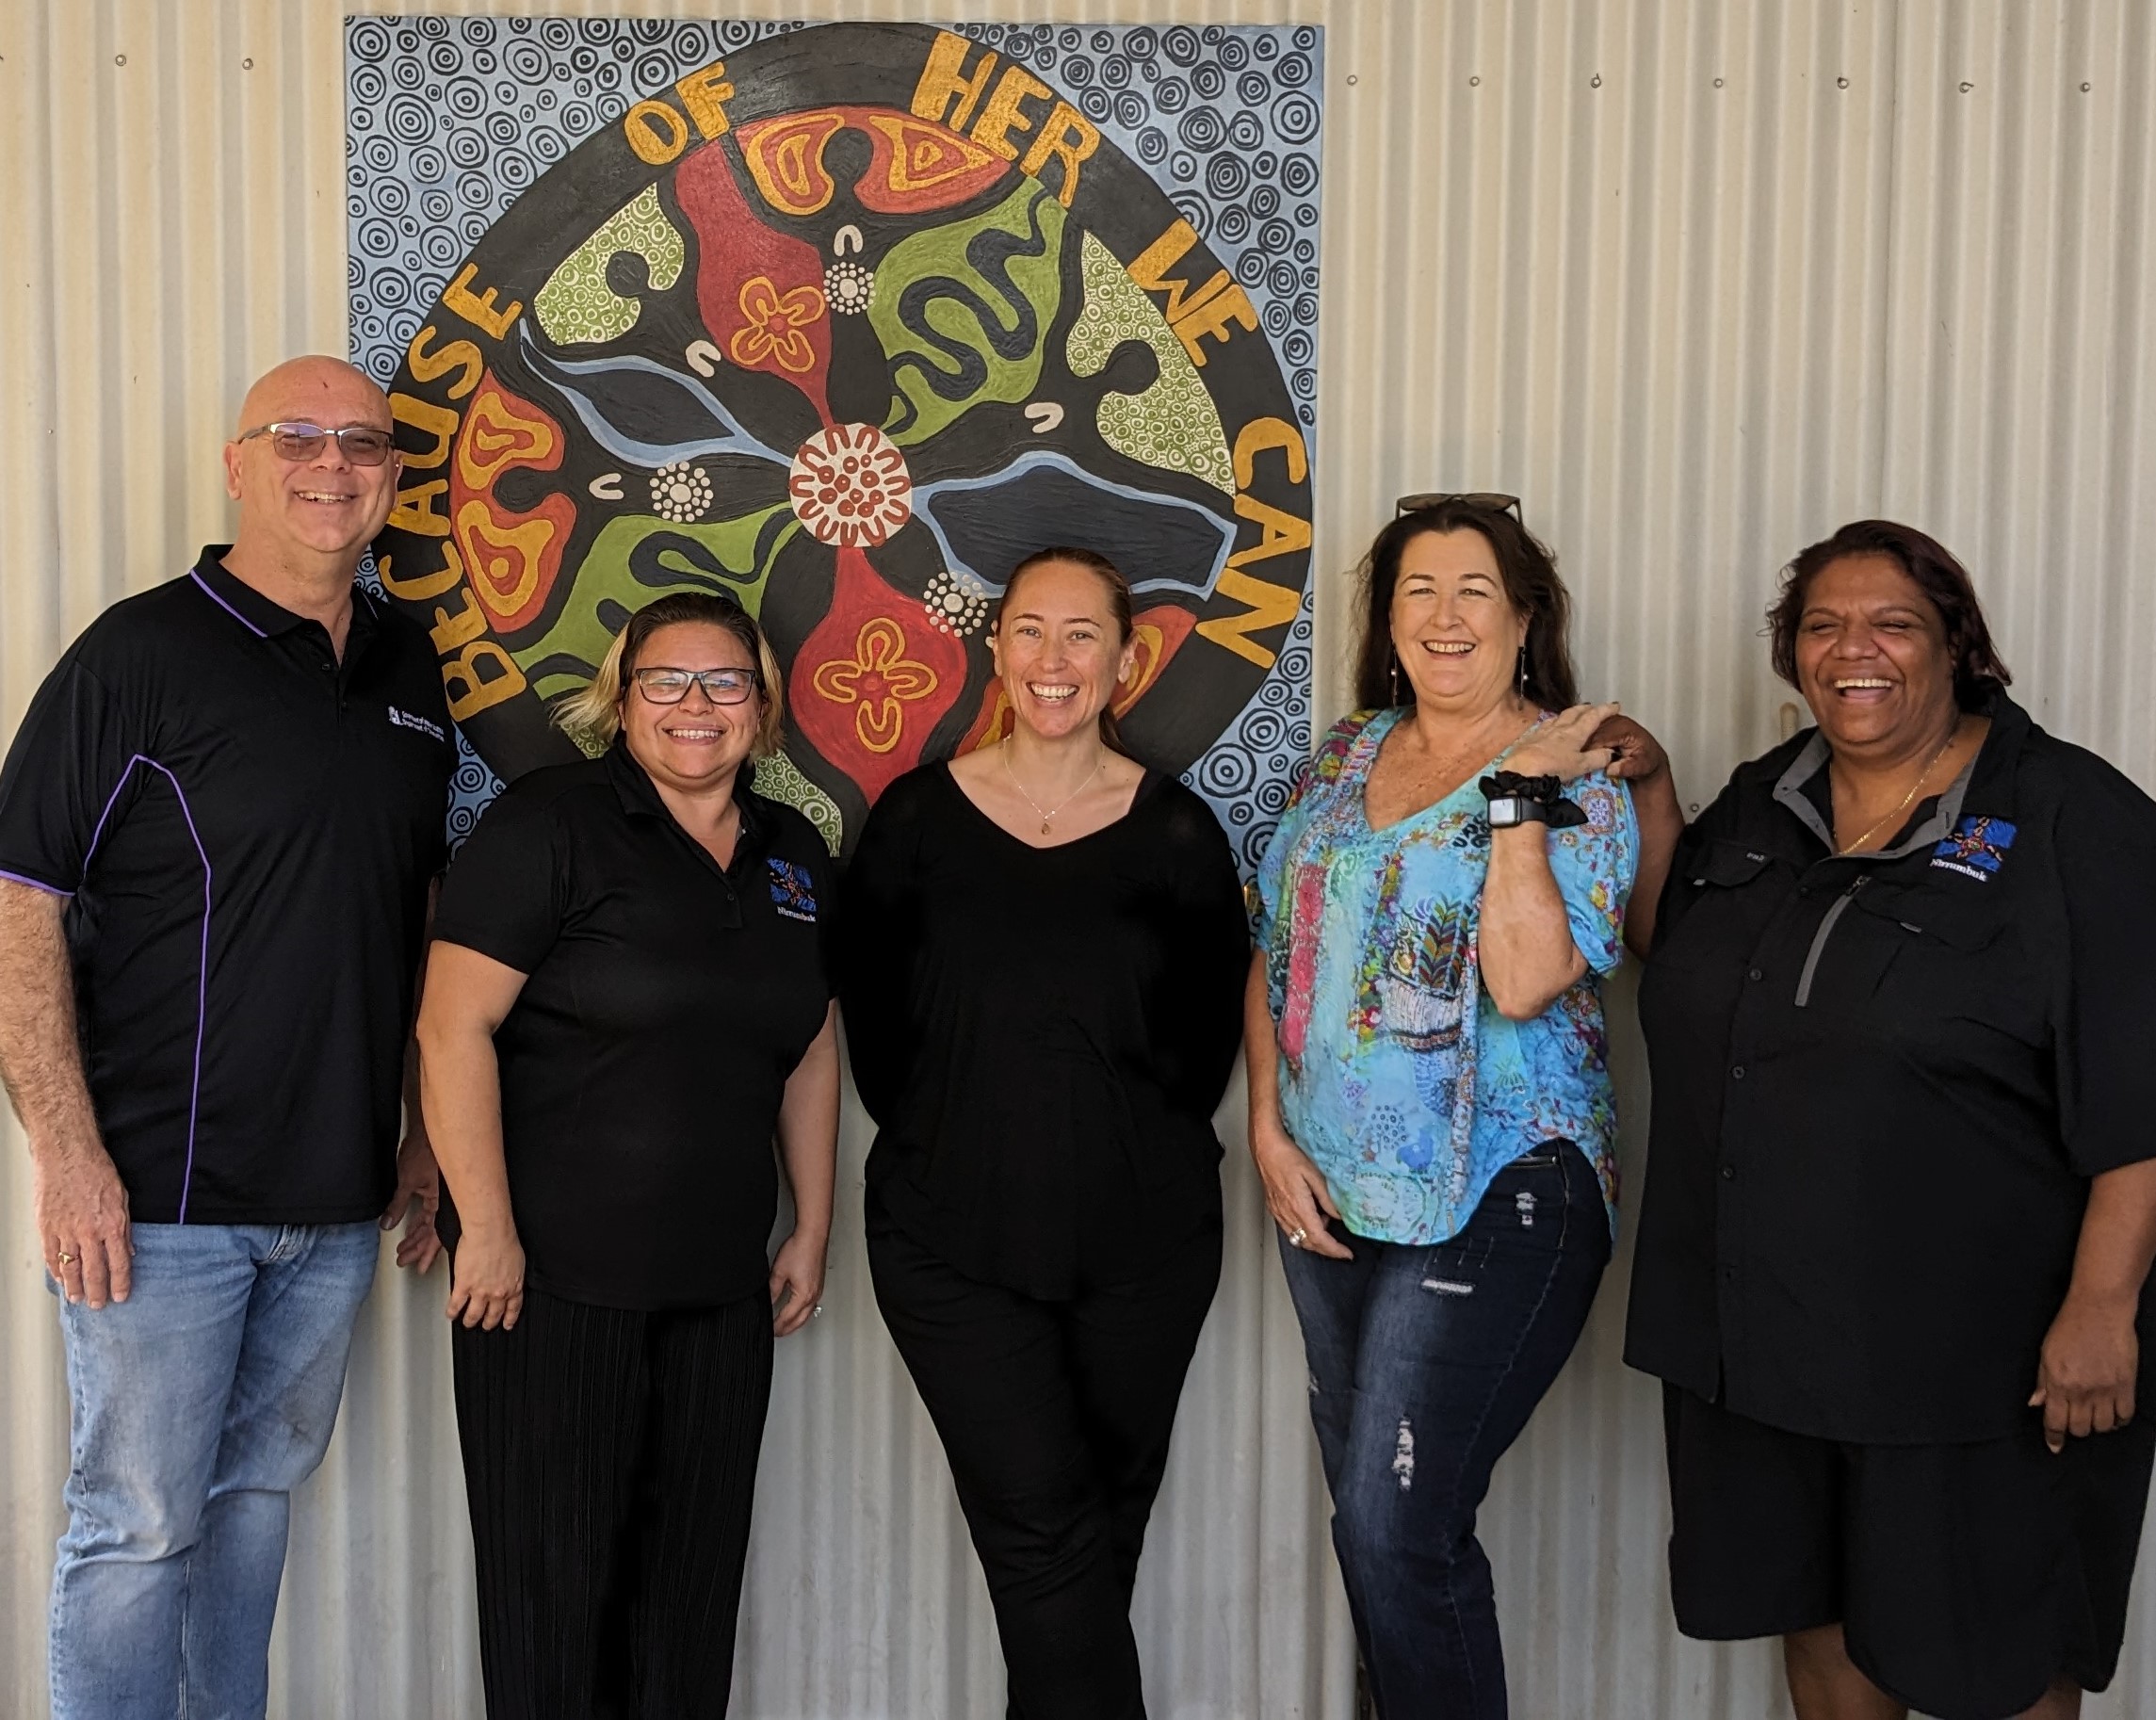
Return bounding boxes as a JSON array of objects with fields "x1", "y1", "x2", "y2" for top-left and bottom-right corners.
[{"x1": 345, "y1": 16, "x2": 1321, "y2": 871}]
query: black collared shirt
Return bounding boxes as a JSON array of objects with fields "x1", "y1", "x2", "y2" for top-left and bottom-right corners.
[
  {"x1": 430, "y1": 741, "x2": 833, "y2": 1310},
  {"x1": 0, "y1": 547, "x2": 453, "y2": 1224},
  {"x1": 1626, "y1": 692, "x2": 2156, "y2": 1443}
]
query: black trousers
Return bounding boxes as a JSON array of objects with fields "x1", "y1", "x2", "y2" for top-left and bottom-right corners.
[
  {"x1": 867, "y1": 1214, "x2": 1224, "y2": 1720},
  {"x1": 450, "y1": 1282, "x2": 775, "y2": 1720}
]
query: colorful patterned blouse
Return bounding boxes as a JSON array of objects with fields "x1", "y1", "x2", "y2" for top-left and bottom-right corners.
[{"x1": 1252, "y1": 707, "x2": 1637, "y2": 1245}]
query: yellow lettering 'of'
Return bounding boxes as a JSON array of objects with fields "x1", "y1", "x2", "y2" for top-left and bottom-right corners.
[
  {"x1": 442, "y1": 264, "x2": 523, "y2": 341},
  {"x1": 624, "y1": 99, "x2": 689, "y2": 166},
  {"x1": 386, "y1": 479, "x2": 451, "y2": 537},
  {"x1": 406, "y1": 326, "x2": 482, "y2": 400},
  {"x1": 1018, "y1": 101, "x2": 1099, "y2": 206},
  {"x1": 376, "y1": 542, "x2": 464, "y2": 604},
  {"x1": 970, "y1": 64, "x2": 1053, "y2": 161},
  {"x1": 389, "y1": 392, "x2": 459, "y2": 471},
  {"x1": 1128, "y1": 219, "x2": 1231, "y2": 324},
  {"x1": 441, "y1": 638, "x2": 527, "y2": 722},
  {"x1": 676, "y1": 59, "x2": 735, "y2": 138},
  {"x1": 911, "y1": 32, "x2": 999, "y2": 134},
  {"x1": 428, "y1": 585, "x2": 489, "y2": 654}
]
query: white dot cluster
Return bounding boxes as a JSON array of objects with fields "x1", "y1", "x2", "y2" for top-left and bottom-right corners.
[
  {"x1": 823, "y1": 259, "x2": 875, "y2": 316},
  {"x1": 922, "y1": 570, "x2": 991, "y2": 637},
  {"x1": 650, "y1": 461, "x2": 712, "y2": 524}
]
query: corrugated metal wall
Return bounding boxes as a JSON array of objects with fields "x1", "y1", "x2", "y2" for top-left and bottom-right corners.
[{"x1": 5, "y1": 2, "x2": 2154, "y2": 1715}]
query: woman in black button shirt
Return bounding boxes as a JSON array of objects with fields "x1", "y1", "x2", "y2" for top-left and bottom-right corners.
[
  {"x1": 1621, "y1": 520, "x2": 2156, "y2": 1720},
  {"x1": 416, "y1": 592, "x2": 838, "y2": 1720},
  {"x1": 839, "y1": 548, "x2": 1248, "y2": 1720}
]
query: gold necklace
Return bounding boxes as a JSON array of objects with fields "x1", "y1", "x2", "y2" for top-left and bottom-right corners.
[
  {"x1": 1002, "y1": 744, "x2": 1106, "y2": 836},
  {"x1": 1838, "y1": 725, "x2": 1959, "y2": 854}
]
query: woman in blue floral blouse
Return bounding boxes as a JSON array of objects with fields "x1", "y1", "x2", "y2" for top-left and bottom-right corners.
[{"x1": 1246, "y1": 495, "x2": 1639, "y2": 1720}]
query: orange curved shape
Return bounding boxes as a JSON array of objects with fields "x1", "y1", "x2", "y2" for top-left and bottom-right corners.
[
  {"x1": 455, "y1": 381, "x2": 563, "y2": 492},
  {"x1": 739, "y1": 110, "x2": 845, "y2": 216},
  {"x1": 730, "y1": 275, "x2": 827, "y2": 375},
  {"x1": 856, "y1": 111, "x2": 1010, "y2": 211},
  {"x1": 453, "y1": 495, "x2": 576, "y2": 634},
  {"x1": 810, "y1": 616, "x2": 940, "y2": 755},
  {"x1": 1113, "y1": 608, "x2": 1198, "y2": 714}
]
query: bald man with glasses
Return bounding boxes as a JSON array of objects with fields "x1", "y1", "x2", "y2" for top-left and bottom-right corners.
[{"x1": 0, "y1": 357, "x2": 453, "y2": 1720}]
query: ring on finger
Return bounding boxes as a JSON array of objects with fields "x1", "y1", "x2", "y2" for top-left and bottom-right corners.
[
  {"x1": 1288, "y1": 1226, "x2": 1308, "y2": 1247},
  {"x1": 56, "y1": 1250, "x2": 75, "y2": 1266}
]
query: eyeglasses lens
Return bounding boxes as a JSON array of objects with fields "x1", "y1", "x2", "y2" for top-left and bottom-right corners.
[
  {"x1": 635, "y1": 669, "x2": 756, "y2": 706},
  {"x1": 267, "y1": 425, "x2": 395, "y2": 466}
]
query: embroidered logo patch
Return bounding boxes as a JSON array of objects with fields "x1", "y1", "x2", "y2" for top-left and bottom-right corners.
[
  {"x1": 386, "y1": 706, "x2": 446, "y2": 742},
  {"x1": 1931, "y1": 815, "x2": 2017, "y2": 881},
  {"x1": 767, "y1": 857, "x2": 818, "y2": 921}
]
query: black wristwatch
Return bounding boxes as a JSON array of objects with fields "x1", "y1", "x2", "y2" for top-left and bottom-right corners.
[{"x1": 1481, "y1": 771, "x2": 1588, "y2": 831}]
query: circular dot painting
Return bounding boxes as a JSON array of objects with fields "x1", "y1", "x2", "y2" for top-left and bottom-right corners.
[{"x1": 349, "y1": 19, "x2": 1321, "y2": 867}]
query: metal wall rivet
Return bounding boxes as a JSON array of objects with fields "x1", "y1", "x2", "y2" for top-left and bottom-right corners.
[
  {"x1": 1344, "y1": 73, "x2": 1357, "y2": 86},
  {"x1": 1837, "y1": 76, "x2": 1849, "y2": 89},
  {"x1": 1468, "y1": 74, "x2": 1481, "y2": 87},
  {"x1": 1590, "y1": 73, "x2": 1602, "y2": 88},
  {"x1": 1713, "y1": 77, "x2": 1725, "y2": 88},
  {"x1": 242, "y1": 57, "x2": 254, "y2": 70},
  {"x1": 114, "y1": 53, "x2": 127, "y2": 66},
  {"x1": 1959, "y1": 81, "x2": 1974, "y2": 92},
  {"x1": 2081, "y1": 81, "x2": 2093, "y2": 92}
]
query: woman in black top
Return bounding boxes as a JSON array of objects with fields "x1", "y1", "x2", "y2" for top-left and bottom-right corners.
[
  {"x1": 417, "y1": 592, "x2": 838, "y2": 1720},
  {"x1": 1619, "y1": 521, "x2": 2156, "y2": 1720},
  {"x1": 840, "y1": 548, "x2": 1248, "y2": 1720}
]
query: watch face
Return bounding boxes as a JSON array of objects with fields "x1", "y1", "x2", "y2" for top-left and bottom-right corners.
[{"x1": 351, "y1": 19, "x2": 1322, "y2": 864}]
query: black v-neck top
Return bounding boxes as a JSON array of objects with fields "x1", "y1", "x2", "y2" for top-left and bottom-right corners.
[
  {"x1": 1625, "y1": 692, "x2": 2156, "y2": 1443},
  {"x1": 432, "y1": 741, "x2": 833, "y2": 1309},
  {"x1": 839, "y1": 762, "x2": 1249, "y2": 1296}
]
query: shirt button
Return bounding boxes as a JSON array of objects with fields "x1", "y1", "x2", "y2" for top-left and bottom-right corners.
[
  {"x1": 1720, "y1": 1165, "x2": 1735, "y2": 1180},
  {"x1": 1747, "y1": 967, "x2": 1763, "y2": 982},
  {"x1": 1731, "y1": 1065, "x2": 1745, "y2": 1079}
]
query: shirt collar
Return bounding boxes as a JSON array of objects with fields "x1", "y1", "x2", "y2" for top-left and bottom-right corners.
[
  {"x1": 189, "y1": 544, "x2": 381, "y2": 654},
  {"x1": 1771, "y1": 689, "x2": 2028, "y2": 858},
  {"x1": 603, "y1": 737, "x2": 767, "y2": 842}
]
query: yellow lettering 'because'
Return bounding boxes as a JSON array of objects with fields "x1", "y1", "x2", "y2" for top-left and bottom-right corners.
[
  {"x1": 376, "y1": 542, "x2": 464, "y2": 604},
  {"x1": 389, "y1": 392, "x2": 459, "y2": 471},
  {"x1": 428, "y1": 584, "x2": 489, "y2": 654},
  {"x1": 406, "y1": 326, "x2": 482, "y2": 399},
  {"x1": 441, "y1": 637, "x2": 527, "y2": 722},
  {"x1": 386, "y1": 479, "x2": 451, "y2": 537},
  {"x1": 911, "y1": 32, "x2": 999, "y2": 134},
  {"x1": 442, "y1": 264, "x2": 523, "y2": 341}
]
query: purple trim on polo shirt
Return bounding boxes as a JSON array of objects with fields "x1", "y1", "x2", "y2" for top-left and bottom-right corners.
[
  {"x1": 0, "y1": 868, "x2": 73, "y2": 898},
  {"x1": 82, "y1": 756, "x2": 214, "y2": 1224},
  {"x1": 188, "y1": 568, "x2": 267, "y2": 638}
]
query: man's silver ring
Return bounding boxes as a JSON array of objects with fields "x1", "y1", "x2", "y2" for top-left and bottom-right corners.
[{"x1": 1288, "y1": 1227, "x2": 1308, "y2": 1247}]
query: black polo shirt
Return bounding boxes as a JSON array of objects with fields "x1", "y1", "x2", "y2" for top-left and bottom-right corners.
[
  {"x1": 1626, "y1": 692, "x2": 2156, "y2": 1444},
  {"x1": 431, "y1": 741, "x2": 833, "y2": 1311},
  {"x1": 0, "y1": 547, "x2": 453, "y2": 1225}
]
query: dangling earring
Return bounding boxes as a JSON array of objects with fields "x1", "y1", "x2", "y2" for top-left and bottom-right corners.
[
  {"x1": 1516, "y1": 644, "x2": 1529, "y2": 699},
  {"x1": 1389, "y1": 654, "x2": 1402, "y2": 706}
]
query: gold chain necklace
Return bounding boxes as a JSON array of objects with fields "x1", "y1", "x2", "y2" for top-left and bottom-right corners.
[
  {"x1": 1838, "y1": 726, "x2": 1958, "y2": 854},
  {"x1": 1002, "y1": 744, "x2": 1106, "y2": 836}
]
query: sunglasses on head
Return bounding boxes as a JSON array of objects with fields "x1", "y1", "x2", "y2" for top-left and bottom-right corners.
[
  {"x1": 238, "y1": 421, "x2": 396, "y2": 466},
  {"x1": 1395, "y1": 491, "x2": 1523, "y2": 521}
]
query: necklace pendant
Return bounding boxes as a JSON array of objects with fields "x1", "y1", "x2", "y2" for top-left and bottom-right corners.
[{"x1": 1041, "y1": 819, "x2": 1053, "y2": 835}]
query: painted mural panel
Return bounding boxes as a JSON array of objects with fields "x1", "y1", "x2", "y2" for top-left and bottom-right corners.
[{"x1": 348, "y1": 18, "x2": 1321, "y2": 867}]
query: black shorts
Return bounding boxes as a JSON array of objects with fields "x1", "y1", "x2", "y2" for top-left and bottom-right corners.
[{"x1": 1662, "y1": 1384, "x2": 2155, "y2": 1720}]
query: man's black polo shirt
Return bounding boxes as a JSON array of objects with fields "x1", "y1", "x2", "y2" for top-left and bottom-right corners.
[
  {"x1": 1626, "y1": 692, "x2": 2156, "y2": 1444},
  {"x1": 0, "y1": 548, "x2": 453, "y2": 1224},
  {"x1": 430, "y1": 740, "x2": 833, "y2": 1311}
]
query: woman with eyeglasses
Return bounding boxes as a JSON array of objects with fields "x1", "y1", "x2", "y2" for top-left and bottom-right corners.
[
  {"x1": 1244, "y1": 495, "x2": 1645, "y2": 1720},
  {"x1": 838, "y1": 548, "x2": 1250, "y2": 1720},
  {"x1": 415, "y1": 592, "x2": 838, "y2": 1720}
]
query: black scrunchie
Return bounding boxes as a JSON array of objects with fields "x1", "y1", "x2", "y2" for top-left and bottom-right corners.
[{"x1": 1481, "y1": 771, "x2": 1589, "y2": 829}]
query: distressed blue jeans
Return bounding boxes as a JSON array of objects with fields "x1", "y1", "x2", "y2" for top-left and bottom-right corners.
[
  {"x1": 1278, "y1": 1143, "x2": 1610, "y2": 1720},
  {"x1": 48, "y1": 1221, "x2": 380, "y2": 1720}
]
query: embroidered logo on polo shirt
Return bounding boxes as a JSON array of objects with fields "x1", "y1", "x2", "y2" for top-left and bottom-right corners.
[
  {"x1": 767, "y1": 857, "x2": 818, "y2": 922},
  {"x1": 386, "y1": 706, "x2": 446, "y2": 742},
  {"x1": 1931, "y1": 815, "x2": 2017, "y2": 882}
]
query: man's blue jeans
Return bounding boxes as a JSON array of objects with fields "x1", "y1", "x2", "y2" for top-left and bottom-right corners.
[
  {"x1": 1277, "y1": 1143, "x2": 1611, "y2": 1720},
  {"x1": 48, "y1": 1221, "x2": 379, "y2": 1720}
]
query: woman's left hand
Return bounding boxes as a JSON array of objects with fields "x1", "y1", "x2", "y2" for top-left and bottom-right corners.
[
  {"x1": 770, "y1": 1228, "x2": 829, "y2": 1338},
  {"x1": 2030, "y1": 1291, "x2": 2140, "y2": 1452},
  {"x1": 1507, "y1": 702, "x2": 1623, "y2": 783}
]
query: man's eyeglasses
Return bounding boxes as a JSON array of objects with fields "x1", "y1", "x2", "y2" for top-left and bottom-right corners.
[
  {"x1": 631, "y1": 667, "x2": 759, "y2": 706},
  {"x1": 1396, "y1": 491, "x2": 1523, "y2": 520},
  {"x1": 237, "y1": 422, "x2": 397, "y2": 466}
]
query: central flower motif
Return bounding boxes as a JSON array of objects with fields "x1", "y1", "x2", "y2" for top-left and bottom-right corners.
[
  {"x1": 788, "y1": 422, "x2": 914, "y2": 546},
  {"x1": 810, "y1": 616, "x2": 940, "y2": 755},
  {"x1": 730, "y1": 274, "x2": 827, "y2": 374}
]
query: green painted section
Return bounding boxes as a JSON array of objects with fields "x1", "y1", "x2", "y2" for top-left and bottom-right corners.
[
  {"x1": 533, "y1": 186, "x2": 686, "y2": 346},
  {"x1": 870, "y1": 182, "x2": 1067, "y2": 446},
  {"x1": 517, "y1": 505, "x2": 797, "y2": 705},
  {"x1": 752, "y1": 751, "x2": 844, "y2": 853},
  {"x1": 1066, "y1": 232, "x2": 1235, "y2": 495}
]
